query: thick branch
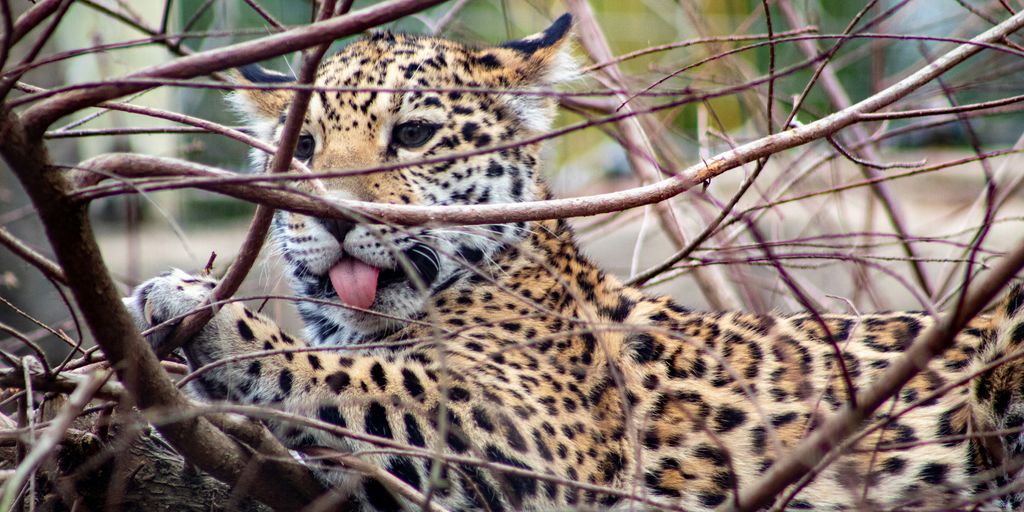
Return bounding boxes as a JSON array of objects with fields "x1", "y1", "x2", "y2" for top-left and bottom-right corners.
[
  {"x1": 10, "y1": 0, "x2": 64, "y2": 46},
  {"x1": 0, "y1": 108, "x2": 323, "y2": 509}
]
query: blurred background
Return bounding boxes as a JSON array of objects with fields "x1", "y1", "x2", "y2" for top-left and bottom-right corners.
[{"x1": 3, "y1": 0, "x2": 1024, "y2": 365}]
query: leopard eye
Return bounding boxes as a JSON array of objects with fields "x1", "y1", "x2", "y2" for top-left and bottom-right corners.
[
  {"x1": 294, "y1": 134, "x2": 316, "y2": 160},
  {"x1": 392, "y1": 121, "x2": 439, "y2": 149}
]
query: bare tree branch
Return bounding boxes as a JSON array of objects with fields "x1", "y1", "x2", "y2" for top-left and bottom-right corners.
[
  {"x1": 0, "y1": 226, "x2": 66, "y2": 285},
  {"x1": 9, "y1": 0, "x2": 64, "y2": 46},
  {"x1": 0, "y1": 369, "x2": 107, "y2": 509},
  {"x1": 778, "y1": 0, "x2": 935, "y2": 297},
  {"x1": 0, "y1": 105, "x2": 324, "y2": 510}
]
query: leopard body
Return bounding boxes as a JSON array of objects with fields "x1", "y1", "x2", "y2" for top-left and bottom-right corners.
[{"x1": 126, "y1": 14, "x2": 1024, "y2": 511}]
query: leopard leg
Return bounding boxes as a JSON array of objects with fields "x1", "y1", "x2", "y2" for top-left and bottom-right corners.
[{"x1": 125, "y1": 270, "x2": 558, "y2": 511}]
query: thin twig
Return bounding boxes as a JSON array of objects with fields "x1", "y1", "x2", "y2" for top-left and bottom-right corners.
[
  {"x1": 567, "y1": 0, "x2": 738, "y2": 309},
  {"x1": 778, "y1": 0, "x2": 935, "y2": 298},
  {"x1": 15, "y1": 82, "x2": 314, "y2": 176},
  {"x1": 303, "y1": 447, "x2": 452, "y2": 512},
  {"x1": 241, "y1": 0, "x2": 286, "y2": 31},
  {"x1": 0, "y1": 0, "x2": 73, "y2": 100},
  {"x1": 0, "y1": 226, "x2": 66, "y2": 285},
  {"x1": 582, "y1": 27, "x2": 818, "y2": 73},
  {"x1": 181, "y1": 0, "x2": 217, "y2": 34},
  {"x1": 825, "y1": 135, "x2": 926, "y2": 169},
  {"x1": 858, "y1": 91, "x2": 1024, "y2": 120},
  {"x1": 429, "y1": 0, "x2": 469, "y2": 35}
]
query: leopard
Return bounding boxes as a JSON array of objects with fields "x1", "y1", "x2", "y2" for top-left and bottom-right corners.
[{"x1": 124, "y1": 14, "x2": 1024, "y2": 511}]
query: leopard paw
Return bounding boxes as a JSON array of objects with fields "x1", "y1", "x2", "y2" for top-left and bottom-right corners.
[{"x1": 123, "y1": 268, "x2": 217, "y2": 350}]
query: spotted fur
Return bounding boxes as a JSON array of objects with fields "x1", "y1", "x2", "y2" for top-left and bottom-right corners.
[{"x1": 126, "y1": 15, "x2": 1024, "y2": 511}]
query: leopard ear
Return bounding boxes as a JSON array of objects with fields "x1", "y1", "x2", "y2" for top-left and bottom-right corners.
[
  {"x1": 477, "y1": 13, "x2": 576, "y2": 85},
  {"x1": 473, "y1": 14, "x2": 576, "y2": 132},
  {"x1": 228, "y1": 64, "x2": 294, "y2": 129}
]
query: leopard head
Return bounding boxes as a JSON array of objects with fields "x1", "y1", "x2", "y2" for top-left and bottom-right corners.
[{"x1": 231, "y1": 14, "x2": 575, "y2": 344}]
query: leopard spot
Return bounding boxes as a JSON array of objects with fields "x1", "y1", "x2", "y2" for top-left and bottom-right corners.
[
  {"x1": 326, "y1": 371, "x2": 351, "y2": 393},
  {"x1": 278, "y1": 369, "x2": 293, "y2": 394},
  {"x1": 237, "y1": 320, "x2": 255, "y2": 342},
  {"x1": 365, "y1": 402, "x2": 393, "y2": 439},
  {"x1": 370, "y1": 362, "x2": 388, "y2": 390},
  {"x1": 318, "y1": 405, "x2": 347, "y2": 429}
]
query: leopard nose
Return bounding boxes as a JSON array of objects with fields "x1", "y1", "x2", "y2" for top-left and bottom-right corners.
[{"x1": 319, "y1": 218, "x2": 356, "y2": 244}]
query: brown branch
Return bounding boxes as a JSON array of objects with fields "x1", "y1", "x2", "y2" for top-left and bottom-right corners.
[
  {"x1": 183, "y1": 403, "x2": 692, "y2": 512},
  {"x1": 825, "y1": 134, "x2": 925, "y2": 169},
  {"x1": 0, "y1": 321, "x2": 50, "y2": 376},
  {"x1": 0, "y1": 368, "x2": 126, "y2": 402},
  {"x1": 0, "y1": 226, "x2": 66, "y2": 284},
  {"x1": 581, "y1": 27, "x2": 818, "y2": 73},
  {"x1": 858, "y1": 91, "x2": 1024, "y2": 120},
  {"x1": 625, "y1": 159, "x2": 769, "y2": 287},
  {"x1": 0, "y1": 370, "x2": 107, "y2": 509},
  {"x1": 20, "y1": 0, "x2": 448, "y2": 137},
  {"x1": 0, "y1": 0, "x2": 72, "y2": 101},
  {"x1": 181, "y1": 0, "x2": 217, "y2": 33},
  {"x1": 732, "y1": 148, "x2": 1023, "y2": 221},
  {"x1": 565, "y1": 0, "x2": 737, "y2": 309},
  {"x1": 303, "y1": 447, "x2": 452, "y2": 512},
  {"x1": 0, "y1": 1, "x2": 10, "y2": 74},
  {"x1": 0, "y1": 105, "x2": 323, "y2": 510},
  {"x1": 241, "y1": 0, "x2": 286, "y2": 31},
  {"x1": 9, "y1": 0, "x2": 64, "y2": 46},
  {"x1": 43, "y1": 125, "x2": 225, "y2": 137},
  {"x1": 76, "y1": 0, "x2": 204, "y2": 64},
  {"x1": 429, "y1": 0, "x2": 469, "y2": 35}
]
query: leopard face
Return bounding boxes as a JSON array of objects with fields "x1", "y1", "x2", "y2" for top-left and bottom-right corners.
[{"x1": 232, "y1": 16, "x2": 575, "y2": 345}]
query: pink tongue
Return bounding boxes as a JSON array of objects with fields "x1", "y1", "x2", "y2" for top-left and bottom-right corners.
[{"x1": 328, "y1": 257, "x2": 380, "y2": 310}]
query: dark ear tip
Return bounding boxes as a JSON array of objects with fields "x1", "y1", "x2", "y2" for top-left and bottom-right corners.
[
  {"x1": 549, "y1": 13, "x2": 573, "y2": 38},
  {"x1": 369, "y1": 29, "x2": 397, "y2": 43},
  {"x1": 238, "y1": 63, "x2": 295, "y2": 83},
  {"x1": 500, "y1": 13, "x2": 573, "y2": 54}
]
